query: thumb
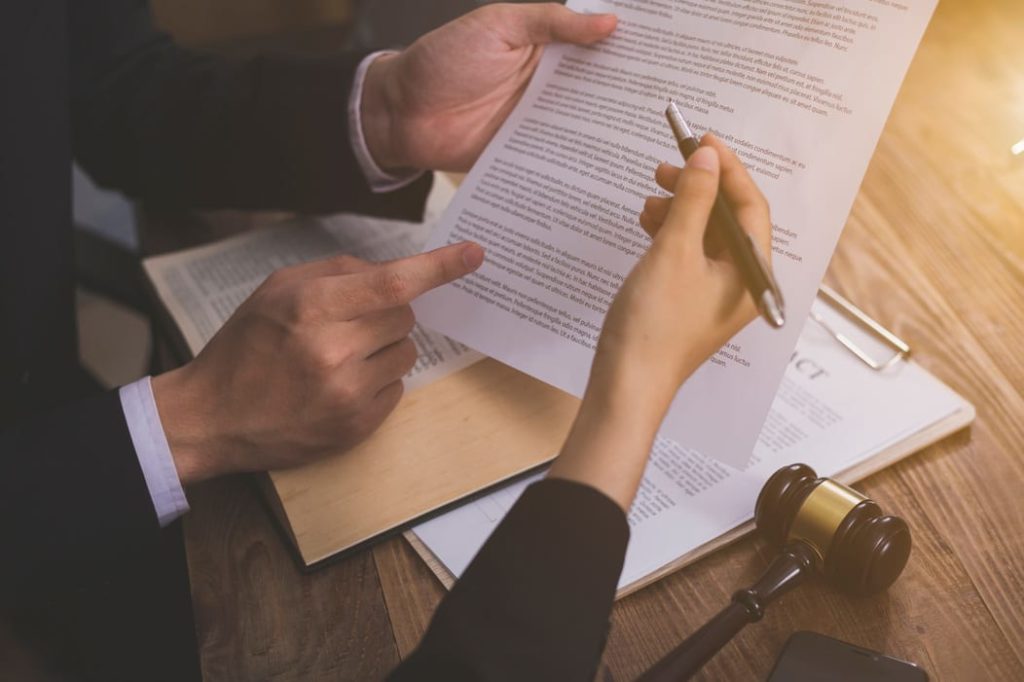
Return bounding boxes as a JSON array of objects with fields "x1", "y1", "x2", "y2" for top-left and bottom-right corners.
[
  {"x1": 506, "y1": 4, "x2": 617, "y2": 48},
  {"x1": 348, "y1": 242, "x2": 485, "y2": 315},
  {"x1": 656, "y1": 145, "x2": 721, "y2": 254}
]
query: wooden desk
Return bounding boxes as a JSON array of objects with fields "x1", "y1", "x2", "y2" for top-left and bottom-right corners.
[{"x1": 184, "y1": 0, "x2": 1024, "y2": 678}]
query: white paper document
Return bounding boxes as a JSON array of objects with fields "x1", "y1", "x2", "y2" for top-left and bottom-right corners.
[
  {"x1": 413, "y1": 300, "x2": 973, "y2": 592},
  {"x1": 144, "y1": 178, "x2": 482, "y2": 391},
  {"x1": 413, "y1": 0, "x2": 937, "y2": 465}
]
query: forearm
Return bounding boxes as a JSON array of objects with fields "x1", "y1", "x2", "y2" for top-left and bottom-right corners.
[
  {"x1": 548, "y1": 354, "x2": 671, "y2": 512},
  {"x1": 392, "y1": 479, "x2": 629, "y2": 681},
  {"x1": 0, "y1": 391, "x2": 162, "y2": 597},
  {"x1": 392, "y1": 360, "x2": 658, "y2": 679}
]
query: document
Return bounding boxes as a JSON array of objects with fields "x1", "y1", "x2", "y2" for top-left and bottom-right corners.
[
  {"x1": 414, "y1": 0, "x2": 938, "y2": 465},
  {"x1": 144, "y1": 178, "x2": 482, "y2": 391},
  {"x1": 412, "y1": 298, "x2": 974, "y2": 594}
]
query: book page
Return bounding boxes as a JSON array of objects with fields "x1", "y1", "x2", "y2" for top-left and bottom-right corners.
[
  {"x1": 412, "y1": 298, "x2": 972, "y2": 590},
  {"x1": 413, "y1": 0, "x2": 937, "y2": 465},
  {"x1": 144, "y1": 177, "x2": 482, "y2": 391}
]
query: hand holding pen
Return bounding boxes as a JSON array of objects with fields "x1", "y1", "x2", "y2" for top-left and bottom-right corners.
[
  {"x1": 658, "y1": 102, "x2": 785, "y2": 328},
  {"x1": 556, "y1": 127, "x2": 777, "y2": 507}
]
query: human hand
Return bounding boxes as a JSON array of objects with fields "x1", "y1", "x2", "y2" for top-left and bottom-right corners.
[
  {"x1": 598, "y1": 134, "x2": 773, "y2": 414},
  {"x1": 549, "y1": 135, "x2": 772, "y2": 509},
  {"x1": 360, "y1": 3, "x2": 617, "y2": 173},
  {"x1": 152, "y1": 242, "x2": 485, "y2": 485}
]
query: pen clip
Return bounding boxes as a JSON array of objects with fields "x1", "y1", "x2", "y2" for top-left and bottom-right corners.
[{"x1": 812, "y1": 285, "x2": 911, "y2": 371}]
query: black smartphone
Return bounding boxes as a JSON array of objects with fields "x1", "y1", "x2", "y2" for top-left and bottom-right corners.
[{"x1": 767, "y1": 631, "x2": 928, "y2": 682}]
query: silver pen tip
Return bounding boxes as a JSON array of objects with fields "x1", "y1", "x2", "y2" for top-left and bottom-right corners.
[
  {"x1": 761, "y1": 291, "x2": 786, "y2": 329},
  {"x1": 665, "y1": 100, "x2": 695, "y2": 140}
]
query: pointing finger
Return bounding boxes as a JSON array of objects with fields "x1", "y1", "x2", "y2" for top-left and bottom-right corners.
[
  {"x1": 342, "y1": 241, "x2": 485, "y2": 317},
  {"x1": 264, "y1": 253, "x2": 375, "y2": 287},
  {"x1": 700, "y1": 134, "x2": 773, "y2": 261}
]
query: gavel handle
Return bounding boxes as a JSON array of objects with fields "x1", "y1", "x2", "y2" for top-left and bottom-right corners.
[{"x1": 637, "y1": 542, "x2": 817, "y2": 682}]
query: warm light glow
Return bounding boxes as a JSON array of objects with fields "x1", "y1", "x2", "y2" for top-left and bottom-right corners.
[{"x1": 1013, "y1": 138, "x2": 1024, "y2": 156}]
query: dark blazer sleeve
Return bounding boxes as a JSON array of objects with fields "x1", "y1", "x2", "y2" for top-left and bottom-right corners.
[
  {"x1": 0, "y1": 390, "x2": 158, "y2": 595},
  {"x1": 69, "y1": 0, "x2": 432, "y2": 217},
  {"x1": 390, "y1": 478, "x2": 630, "y2": 682},
  {"x1": 0, "y1": 391, "x2": 201, "y2": 679}
]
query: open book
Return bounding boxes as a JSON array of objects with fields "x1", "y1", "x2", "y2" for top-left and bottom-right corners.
[
  {"x1": 144, "y1": 178, "x2": 584, "y2": 566},
  {"x1": 409, "y1": 296, "x2": 975, "y2": 597}
]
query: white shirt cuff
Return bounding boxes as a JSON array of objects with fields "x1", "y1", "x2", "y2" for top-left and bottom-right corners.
[
  {"x1": 348, "y1": 50, "x2": 426, "y2": 193},
  {"x1": 120, "y1": 377, "x2": 190, "y2": 527}
]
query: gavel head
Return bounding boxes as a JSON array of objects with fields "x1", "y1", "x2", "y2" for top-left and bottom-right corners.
[{"x1": 754, "y1": 464, "x2": 911, "y2": 596}]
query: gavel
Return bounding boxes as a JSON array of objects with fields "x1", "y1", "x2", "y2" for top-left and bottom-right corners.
[{"x1": 638, "y1": 464, "x2": 912, "y2": 681}]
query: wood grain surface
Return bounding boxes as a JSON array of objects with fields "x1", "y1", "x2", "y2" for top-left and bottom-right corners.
[{"x1": 184, "y1": 0, "x2": 1024, "y2": 679}]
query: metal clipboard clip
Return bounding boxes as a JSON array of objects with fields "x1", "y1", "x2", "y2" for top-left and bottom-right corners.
[{"x1": 811, "y1": 285, "x2": 912, "y2": 371}]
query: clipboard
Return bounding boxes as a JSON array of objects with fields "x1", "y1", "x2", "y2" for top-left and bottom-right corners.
[
  {"x1": 811, "y1": 285, "x2": 912, "y2": 371},
  {"x1": 404, "y1": 288, "x2": 975, "y2": 598}
]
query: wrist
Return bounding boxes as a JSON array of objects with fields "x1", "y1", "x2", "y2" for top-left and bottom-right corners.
[
  {"x1": 360, "y1": 53, "x2": 410, "y2": 173},
  {"x1": 151, "y1": 366, "x2": 221, "y2": 485},
  {"x1": 584, "y1": 348, "x2": 678, "y2": 433},
  {"x1": 547, "y1": 365, "x2": 669, "y2": 511}
]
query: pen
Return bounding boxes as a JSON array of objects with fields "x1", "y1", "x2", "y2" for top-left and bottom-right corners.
[{"x1": 664, "y1": 100, "x2": 785, "y2": 329}]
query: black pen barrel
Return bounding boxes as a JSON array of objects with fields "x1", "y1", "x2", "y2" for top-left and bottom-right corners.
[{"x1": 675, "y1": 137, "x2": 770, "y2": 297}]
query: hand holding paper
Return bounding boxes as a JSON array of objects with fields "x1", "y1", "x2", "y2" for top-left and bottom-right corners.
[{"x1": 360, "y1": 5, "x2": 617, "y2": 173}]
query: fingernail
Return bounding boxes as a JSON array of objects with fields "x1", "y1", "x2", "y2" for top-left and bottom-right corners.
[
  {"x1": 687, "y1": 146, "x2": 719, "y2": 172},
  {"x1": 461, "y1": 242, "x2": 485, "y2": 270}
]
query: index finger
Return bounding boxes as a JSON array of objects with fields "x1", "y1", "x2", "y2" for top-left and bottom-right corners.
[
  {"x1": 342, "y1": 241, "x2": 485, "y2": 317},
  {"x1": 263, "y1": 253, "x2": 375, "y2": 288},
  {"x1": 700, "y1": 134, "x2": 773, "y2": 260}
]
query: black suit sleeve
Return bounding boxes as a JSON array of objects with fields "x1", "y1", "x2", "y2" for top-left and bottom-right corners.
[
  {"x1": 0, "y1": 390, "x2": 200, "y2": 680},
  {"x1": 390, "y1": 478, "x2": 630, "y2": 682},
  {"x1": 69, "y1": 0, "x2": 432, "y2": 217},
  {"x1": 0, "y1": 390, "x2": 158, "y2": 593}
]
